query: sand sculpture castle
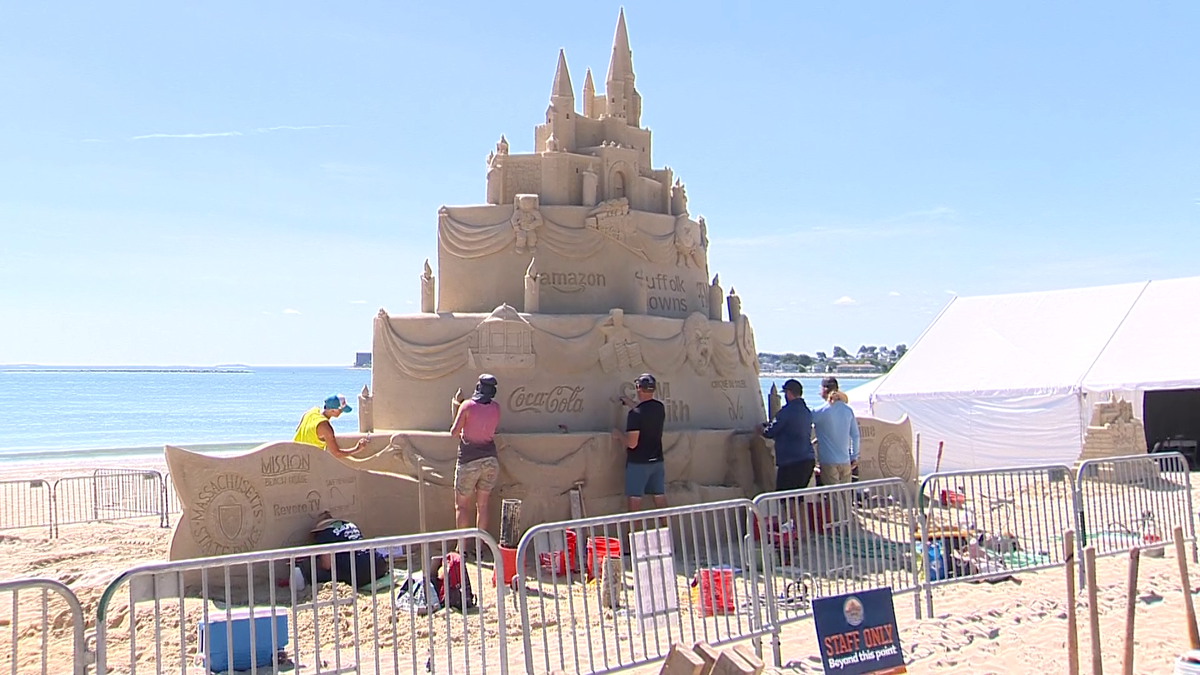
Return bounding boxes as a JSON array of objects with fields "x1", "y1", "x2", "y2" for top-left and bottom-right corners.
[
  {"x1": 359, "y1": 8, "x2": 771, "y2": 517},
  {"x1": 164, "y1": 11, "x2": 779, "y2": 560}
]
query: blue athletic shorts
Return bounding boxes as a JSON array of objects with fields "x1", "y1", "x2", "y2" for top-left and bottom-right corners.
[{"x1": 624, "y1": 461, "x2": 665, "y2": 497}]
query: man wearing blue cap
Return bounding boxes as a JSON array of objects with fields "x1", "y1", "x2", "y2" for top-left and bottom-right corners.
[{"x1": 294, "y1": 395, "x2": 368, "y2": 457}]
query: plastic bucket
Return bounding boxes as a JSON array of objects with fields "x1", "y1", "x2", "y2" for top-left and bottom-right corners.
[
  {"x1": 538, "y1": 530, "x2": 579, "y2": 577},
  {"x1": 692, "y1": 567, "x2": 736, "y2": 617},
  {"x1": 586, "y1": 536, "x2": 622, "y2": 581},
  {"x1": 493, "y1": 546, "x2": 518, "y2": 588}
]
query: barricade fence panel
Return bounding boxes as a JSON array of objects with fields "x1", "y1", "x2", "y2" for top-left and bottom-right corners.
[
  {"x1": 0, "y1": 479, "x2": 53, "y2": 536},
  {"x1": 514, "y1": 499, "x2": 767, "y2": 675},
  {"x1": 919, "y1": 464, "x2": 1077, "y2": 616},
  {"x1": 0, "y1": 578, "x2": 88, "y2": 675},
  {"x1": 752, "y1": 478, "x2": 920, "y2": 666},
  {"x1": 1075, "y1": 452, "x2": 1197, "y2": 563},
  {"x1": 52, "y1": 470, "x2": 166, "y2": 533},
  {"x1": 162, "y1": 472, "x2": 182, "y2": 517},
  {"x1": 93, "y1": 528, "x2": 508, "y2": 675}
]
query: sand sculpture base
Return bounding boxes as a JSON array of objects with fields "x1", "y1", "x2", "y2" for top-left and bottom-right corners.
[
  {"x1": 165, "y1": 416, "x2": 915, "y2": 562},
  {"x1": 166, "y1": 431, "x2": 773, "y2": 561}
]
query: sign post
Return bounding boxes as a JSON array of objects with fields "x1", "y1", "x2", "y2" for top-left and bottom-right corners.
[{"x1": 813, "y1": 587, "x2": 906, "y2": 675}]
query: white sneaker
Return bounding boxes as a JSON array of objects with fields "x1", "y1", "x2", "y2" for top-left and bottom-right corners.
[{"x1": 291, "y1": 566, "x2": 306, "y2": 592}]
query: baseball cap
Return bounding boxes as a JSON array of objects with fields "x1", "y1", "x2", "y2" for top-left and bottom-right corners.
[
  {"x1": 634, "y1": 373, "x2": 657, "y2": 391},
  {"x1": 781, "y1": 379, "x2": 803, "y2": 395},
  {"x1": 323, "y1": 394, "x2": 352, "y2": 413}
]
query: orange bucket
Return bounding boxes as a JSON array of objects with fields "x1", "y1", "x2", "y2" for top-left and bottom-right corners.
[
  {"x1": 586, "y1": 536, "x2": 622, "y2": 581},
  {"x1": 492, "y1": 546, "x2": 518, "y2": 588}
]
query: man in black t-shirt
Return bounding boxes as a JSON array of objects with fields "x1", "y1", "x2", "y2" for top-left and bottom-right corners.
[
  {"x1": 296, "y1": 511, "x2": 391, "y2": 588},
  {"x1": 611, "y1": 373, "x2": 667, "y2": 512}
]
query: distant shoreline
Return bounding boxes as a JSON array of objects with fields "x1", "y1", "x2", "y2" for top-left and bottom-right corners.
[{"x1": 758, "y1": 372, "x2": 878, "y2": 380}]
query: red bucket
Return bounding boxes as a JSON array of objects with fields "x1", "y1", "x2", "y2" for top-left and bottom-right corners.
[
  {"x1": 940, "y1": 489, "x2": 966, "y2": 508},
  {"x1": 538, "y1": 530, "x2": 579, "y2": 577},
  {"x1": 492, "y1": 546, "x2": 518, "y2": 588},
  {"x1": 586, "y1": 536, "x2": 622, "y2": 581},
  {"x1": 692, "y1": 568, "x2": 736, "y2": 617}
]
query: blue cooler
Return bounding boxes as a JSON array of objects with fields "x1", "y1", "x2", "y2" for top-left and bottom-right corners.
[{"x1": 197, "y1": 608, "x2": 288, "y2": 673}]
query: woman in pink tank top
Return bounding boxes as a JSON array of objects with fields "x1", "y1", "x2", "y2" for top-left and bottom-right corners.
[{"x1": 449, "y1": 374, "x2": 502, "y2": 540}]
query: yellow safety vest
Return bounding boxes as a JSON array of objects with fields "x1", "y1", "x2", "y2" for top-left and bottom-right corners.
[{"x1": 294, "y1": 407, "x2": 329, "y2": 449}]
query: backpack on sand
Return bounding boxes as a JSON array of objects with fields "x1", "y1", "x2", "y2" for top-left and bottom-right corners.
[{"x1": 437, "y1": 551, "x2": 477, "y2": 611}]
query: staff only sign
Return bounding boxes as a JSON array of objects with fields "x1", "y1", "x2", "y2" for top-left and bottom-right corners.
[{"x1": 812, "y1": 587, "x2": 906, "y2": 674}]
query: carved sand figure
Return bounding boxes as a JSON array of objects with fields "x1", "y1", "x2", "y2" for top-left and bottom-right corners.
[{"x1": 510, "y1": 194, "x2": 543, "y2": 254}]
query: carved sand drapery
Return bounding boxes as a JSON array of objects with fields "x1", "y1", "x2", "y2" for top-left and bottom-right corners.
[
  {"x1": 375, "y1": 311, "x2": 471, "y2": 380},
  {"x1": 377, "y1": 309, "x2": 744, "y2": 380},
  {"x1": 438, "y1": 205, "x2": 686, "y2": 264},
  {"x1": 530, "y1": 322, "x2": 606, "y2": 373},
  {"x1": 437, "y1": 208, "x2": 515, "y2": 259}
]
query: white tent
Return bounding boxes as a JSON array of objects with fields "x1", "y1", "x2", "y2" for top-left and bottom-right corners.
[{"x1": 866, "y1": 276, "x2": 1200, "y2": 472}]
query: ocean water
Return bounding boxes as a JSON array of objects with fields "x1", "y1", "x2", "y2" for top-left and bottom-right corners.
[{"x1": 0, "y1": 367, "x2": 840, "y2": 463}]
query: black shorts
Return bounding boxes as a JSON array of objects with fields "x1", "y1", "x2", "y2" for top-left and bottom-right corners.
[{"x1": 776, "y1": 459, "x2": 816, "y2": 492}]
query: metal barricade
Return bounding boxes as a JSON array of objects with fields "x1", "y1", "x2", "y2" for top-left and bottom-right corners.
[
  {"x1": 752, "y1": 478, "x2": 920, "y2": 667},
  {"x1": 52, "y1": 469, "x2": 166, "y2": 534},
  {"x1": 0, "y1": 577, "x2": 89, "y2": 675},
  {"x1": 93, "y1": 528, "x2": 508, "y2": 675},
  {"x1": 0, "y1": 478, "x2": 54, "y2": 536},
  {"x1": 514, "y1": 499, "x2": 767, "y2": 675},
  {"x1": 1075, "y1": 452, "x2": 1197, "y2": 566},
  {"x1": 162, "y1": 471, "x2": 182, "y2": 518},
  {"x1": 919, "y1": 464, "x2": 1077, "y2": 616}
]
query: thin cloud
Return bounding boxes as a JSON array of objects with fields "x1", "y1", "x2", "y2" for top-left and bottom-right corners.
[
  {"x1": 944, "y1": 290, "x2": 957, "y2": 295},
  {"x1": 833, "y1": 296, "x2": 857, "y2": 306},
  {"x1": 125, "y1": 124, "x2": 345, "y2": 142},
  {"x1": 888, "y1": 291, "x2": 902, "y2": 297},
  {"x1": 131, "y1": 131, "x2": 244, "y2": 140},
  {"x1": 283, "y1": 309, "x2": 301, "y2": 314}
]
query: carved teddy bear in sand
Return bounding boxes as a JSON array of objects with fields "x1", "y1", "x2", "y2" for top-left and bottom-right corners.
[{"x1": 511, "y1": 194, "x2": 543, "y2": 254}]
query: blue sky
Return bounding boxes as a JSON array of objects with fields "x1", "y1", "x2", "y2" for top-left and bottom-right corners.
[{"x1": 1, "y1": 2, "x2": 1197, "y2": 365}]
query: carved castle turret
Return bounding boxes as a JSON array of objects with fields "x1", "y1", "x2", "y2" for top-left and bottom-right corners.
[{"x1": 487, "y1": 9, "x2": 673, "y2": 214}]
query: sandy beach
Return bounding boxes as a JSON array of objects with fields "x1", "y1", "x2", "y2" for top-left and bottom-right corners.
[{"x1": 2, "y1": 460, "x2": 1198, "y2": 674}]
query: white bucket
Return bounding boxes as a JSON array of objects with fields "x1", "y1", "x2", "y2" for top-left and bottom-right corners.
[{"x1": 1175, "y1": 650, "x2": 1200, "y2": 675}]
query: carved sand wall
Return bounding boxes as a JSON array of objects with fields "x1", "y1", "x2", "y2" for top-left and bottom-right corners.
[
  {"x1": 370, "y1": 308, "x2": 764, "y2": 433},
  {"x1": 166, "y1": 432, "x2": 771, "y2": 559},
  {"x1": 437, "y1": 203, "x2": 710, "y2": 317},
  {"x1": 165, "y1": 442, "x2": 450, "y2": 560},
  {"x1": 854, "y1": 415, "x2": 917, "y2": 492}
]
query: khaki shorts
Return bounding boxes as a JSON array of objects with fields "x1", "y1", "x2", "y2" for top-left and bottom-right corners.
[
  {"x1": 455, "y1": 457, "x2": 499, "y2": 495},
  {"x1": 818, "y1": 463, "x2": 854, "y2": 486}
]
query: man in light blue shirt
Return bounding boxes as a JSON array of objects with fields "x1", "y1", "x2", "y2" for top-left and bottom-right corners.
[{"x1": 812, "y1": 377, "x2": 860, "y2": 485}]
